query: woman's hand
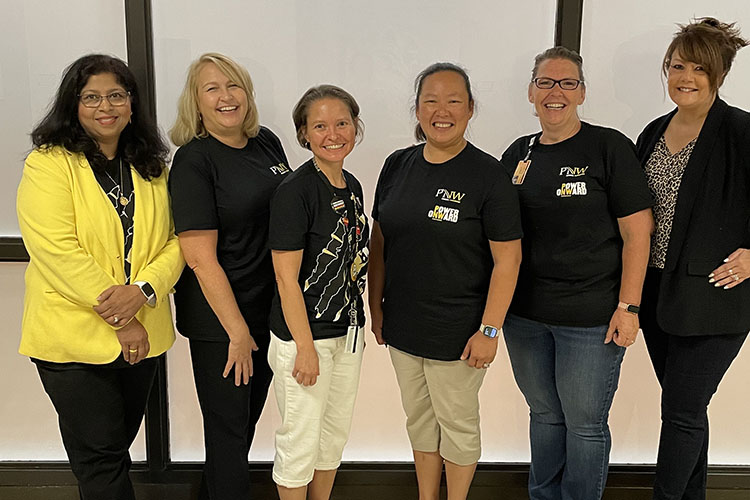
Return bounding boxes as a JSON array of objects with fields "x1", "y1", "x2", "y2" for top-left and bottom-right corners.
[
  {"x1": 369, "y1": 302, "x2": 386, "y2": 345},
  {"x1": 293, "y1": 344, "x2": 320, "y2": 386},
  {"x1": 709, "y1": 248, "x2": 750, "y2": 289},
  {"x1": 116, "y1": 318, "x2": 150, "y2": 364},
  {"x1": 460, "y1": 331, "x2": 498, "y2": 369},
  {"x1": 223, "y1": 334, "x2": 258, "y2": 386},
  {"x1": 606, "y1": 308, "x2": 639, "y2": 347},
  {"x1": 94, "y1": 285, "x2": 147, "y2": 326}
]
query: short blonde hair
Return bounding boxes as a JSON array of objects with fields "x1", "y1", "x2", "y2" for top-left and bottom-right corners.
[{"x1": 170, "y1": 53, "x2": 260, "y2": 146}]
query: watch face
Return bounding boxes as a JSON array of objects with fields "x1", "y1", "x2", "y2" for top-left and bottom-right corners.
[
  {"x1": 627, "y1": 304, "x2": 640, "y2": 314},
  {"x1": 483, "y1": 326, "x2": 498, "y2": 338},
  {"x1": 140, "y1": 282, "x2": 155, "y2": 298}
]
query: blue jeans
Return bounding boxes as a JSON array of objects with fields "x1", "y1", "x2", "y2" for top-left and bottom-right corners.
[{"x1": 503, "y1": 314, "x2": 626, "y2": 500}]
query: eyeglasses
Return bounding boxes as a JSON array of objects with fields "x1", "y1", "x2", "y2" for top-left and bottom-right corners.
[
  {"x1": 78, "y1": 91, "x2": 131, "y2": 108},
  {"x1": 532, "y1": 78, "x2": 583, "y2": 90}
]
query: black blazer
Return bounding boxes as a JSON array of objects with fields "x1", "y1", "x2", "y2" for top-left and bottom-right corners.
[{"x1": 636, "y1": 98, "x2": 750, "y2": 336}]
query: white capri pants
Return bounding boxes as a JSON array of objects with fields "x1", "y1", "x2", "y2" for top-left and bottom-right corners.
[{"x1": 268, "y1": 330, "x2": 364, "y2": 488}]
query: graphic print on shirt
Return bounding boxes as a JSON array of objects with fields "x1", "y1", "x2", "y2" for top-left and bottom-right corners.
[
  {"x1": 556, "y1": 165, "x2": 588, "y2": 197},
  {"x1": 304, "y1": 194, "x2": 369, "y2": 321},
  {"x1": 269, "y1": 162, "x2": 290, "y2": 175},
  {"x1": 435, "y1": 188, "x2": 466, "y2": 204}
]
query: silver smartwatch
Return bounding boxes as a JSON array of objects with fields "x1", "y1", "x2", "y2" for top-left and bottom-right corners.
[{"x1": 480, "y1": 323, "x2": 499, "y2": 339}]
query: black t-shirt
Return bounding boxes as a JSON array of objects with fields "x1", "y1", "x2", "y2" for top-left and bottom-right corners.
[
  {"x1": 500, "y1": 122, "x2": 653, "y2": 326},
  {"x1": 372, "y1": 142, "x2": 522, "y2": 361},
  {"x1": 269, "y1": 160, "x2": 369, "y2": 341},
  {"x1": 168, "y1": 127, "x2": 290, "y2": 340}
]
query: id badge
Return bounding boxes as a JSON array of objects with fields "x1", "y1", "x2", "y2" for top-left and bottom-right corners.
[
  {"x1": 345, "y1": 325, "x2": 360, "y2": 354},
  {"x1": 512, "y1": 160, "x2": 531, "y2": 185}
]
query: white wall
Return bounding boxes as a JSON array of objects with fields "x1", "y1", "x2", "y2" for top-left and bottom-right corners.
[{"x1": 1, "y1": 0, "x2": 748, "y2": 466}]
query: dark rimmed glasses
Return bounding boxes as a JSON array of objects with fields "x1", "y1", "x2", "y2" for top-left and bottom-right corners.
[
  {"x1": 78, "y1": 91, "x2": 131, "y2": 108},
  {"x1": 532, "y1": 78, "x2": 583, "y2": 90}
]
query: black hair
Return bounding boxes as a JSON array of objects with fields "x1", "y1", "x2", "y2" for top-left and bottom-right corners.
[
  {"x1": 30, "y1": 54, "x2": 168, "y2": 180},
  {"x1": 413, "y1": 62, "x2": 475, "y2": 142}
]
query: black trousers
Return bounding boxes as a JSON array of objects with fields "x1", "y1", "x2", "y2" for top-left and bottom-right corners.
[
  {"x1": 189, "y1": 331, "x2": 273, "y2": 500},
  {"x1": 34, "y1": 355, "x2": 158, "y2": 500},
  {"x1": 640, "y1": 269, "x2": 747, "y2": 500}
]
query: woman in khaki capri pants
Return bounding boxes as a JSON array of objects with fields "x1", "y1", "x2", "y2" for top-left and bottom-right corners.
[{"x1": 368, "y1": 62, "x2": 523, "y2": 500}]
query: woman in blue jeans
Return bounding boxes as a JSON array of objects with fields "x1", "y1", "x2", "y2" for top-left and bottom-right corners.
[{"x1": 499, "y1": 46, "x2": 654, "y2": 500}]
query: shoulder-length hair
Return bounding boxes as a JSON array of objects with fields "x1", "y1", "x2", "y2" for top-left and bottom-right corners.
[
  {"x1": 30, "y1": 54, "x2": 168, "y2": 180},
  {"x1": 170, "y1": 53, "x2": 260, "y2": 146}
]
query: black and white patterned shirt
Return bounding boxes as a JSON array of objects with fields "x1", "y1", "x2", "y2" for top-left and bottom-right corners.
[
  {"x1": 644, "y1": 136, "x2": 695, "y2": 269},
  {"x1": 92, "y1": 155, "x2": 135, "y2": 283}
]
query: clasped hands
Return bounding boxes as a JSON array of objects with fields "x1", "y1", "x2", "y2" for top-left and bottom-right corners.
[
  {"x1": 94, "y1": 284, "x2": 147, "y2": 327},
  {"x1": 94, "y1": 285, "x2": 149, "y2": 364}
]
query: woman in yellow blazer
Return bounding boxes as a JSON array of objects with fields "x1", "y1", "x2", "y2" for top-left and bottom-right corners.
[{"x1": 16, "y1": 54, "x2": 183, "y2": 500}]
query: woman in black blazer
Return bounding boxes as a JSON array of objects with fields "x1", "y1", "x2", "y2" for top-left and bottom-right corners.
[{"x1": 636, "y1": 18, "x2": 750, "y2": 500}]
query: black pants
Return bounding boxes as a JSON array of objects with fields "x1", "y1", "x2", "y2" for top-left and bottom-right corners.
[
  {"x1": 34, "y1": 355, "x2": 158, "y2": 500},
  {"x1": 640, "y1": 269, "x2": 747, "y2": 500},
  {"x1": 189, "y1": 332, "x2": 273, "y2": 500}
]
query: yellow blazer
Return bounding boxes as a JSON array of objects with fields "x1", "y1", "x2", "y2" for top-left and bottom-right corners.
[{"x1": 17, "y1": 146, "x2": 185, "y2": 363}]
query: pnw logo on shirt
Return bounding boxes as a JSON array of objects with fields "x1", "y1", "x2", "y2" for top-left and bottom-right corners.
[
  {"x1": 559, "y1": 166, "x2": 588, "y2": 177},
  {"x1": 428, "y1": 205, "x2": 460, "y2": 223},
  {"x1": 435, "y1": 188, "x2": 465, "y2": 204},
  {"x1": 269, "y1": 162, "x2": 290, "y2": 175}
]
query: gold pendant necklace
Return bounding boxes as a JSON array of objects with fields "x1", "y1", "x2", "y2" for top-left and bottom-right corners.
[{"x1": 118, "y1": 158, "x2": 129, "y2": 206}]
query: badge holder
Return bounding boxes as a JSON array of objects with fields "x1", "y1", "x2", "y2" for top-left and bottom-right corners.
[
  {"x1": 512, "y1": 134, "x2": 539, "y2": 185},
  {"x1": 345, "y1": 307, "x2": 359, "y2": 354}
]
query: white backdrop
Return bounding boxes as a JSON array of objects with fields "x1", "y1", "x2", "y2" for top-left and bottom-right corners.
[{"x1": 1, "y1": 0, "x2": 748, "y2": 466}]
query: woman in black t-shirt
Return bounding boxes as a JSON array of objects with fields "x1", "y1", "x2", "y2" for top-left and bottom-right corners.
[
  {"x1": 268, "y1": 85, "x2": 369, "y2": 500},
  {"x1": 369, "y1": 63, "x2": 522, "y2": 500},
  {"x1": 499, "y1": 47, "x2": 653, "y2": 500},
  {"x1": 168, "y1": 53, "x2": 290, "y2": 500}
]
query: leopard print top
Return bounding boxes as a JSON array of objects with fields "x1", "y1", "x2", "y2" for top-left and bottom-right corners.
[{"x1": 644, "y1": 135, "x2": 696, "y2": 268}]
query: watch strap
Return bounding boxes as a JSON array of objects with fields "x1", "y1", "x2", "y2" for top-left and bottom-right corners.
[{"x1": 617, "y1": 301, "x2": 640, "y2": 314}]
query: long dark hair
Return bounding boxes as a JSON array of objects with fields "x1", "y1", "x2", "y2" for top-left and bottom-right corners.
[{"x1": 31, "y1": 54, "x2": 168, "y2": 180}]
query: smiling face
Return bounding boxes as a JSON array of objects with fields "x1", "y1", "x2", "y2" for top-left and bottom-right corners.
[
  {"x1": 196, "y1": 62, "x2": 248, "y2": 142},
  {"x1": 304, "y1": 97, "x2": 356, "y2": 168},
  {"x1": 528, "y1": 58, "x2": 585, "y2": 132},
  {"x1": 666, "y1": 48, "x2": 716, "y2": 112},
  {"x1": 77, "y1": 72, "x2": 131, "y2": 156},
  {"x1": 415, "y1": 70, "x2": 473, "y2": 150}
]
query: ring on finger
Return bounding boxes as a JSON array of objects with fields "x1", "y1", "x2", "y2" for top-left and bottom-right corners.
[
  {"x1": 729, "y1": 268, "x2": 734, "y2": 275},
  {"x1": 734, "y1": 274, "x2": 740, "y2": 281},
  {"x1": 482, "y1": 362, "x2": 490, "y2": 369},
  {"x1": 128, "y1": 348, "x2": 138, "y2": 353},
  {"x1": 113, "y1": 316, "x2": 119, "y2": 324}
]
